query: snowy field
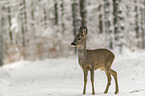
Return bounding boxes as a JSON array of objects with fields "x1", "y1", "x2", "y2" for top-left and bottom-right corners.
[{"x1": 1, "y1": 50, "x2": 145, "y2": 96}]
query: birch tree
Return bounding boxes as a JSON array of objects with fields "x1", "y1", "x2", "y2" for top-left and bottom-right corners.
[
  {"x1": 123, "y1": 0, "x2": 136, "y2": 51},
  {"x1": 98, "y1": 4, "x2": 103, "y2": 33},
  {"x1": 113, "y1": 0, "x2": 124, "y2": 53},
  {"x1": 103, "y1": 0, "x2": 114, "y2": 49},
  {"x1": 135, "y1": 0, "x2": 142, "y2": 48}
]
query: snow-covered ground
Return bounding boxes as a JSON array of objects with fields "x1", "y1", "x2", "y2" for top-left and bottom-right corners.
[{"x1": 1, "y1": 50, "x2": 145, "y2": 96}]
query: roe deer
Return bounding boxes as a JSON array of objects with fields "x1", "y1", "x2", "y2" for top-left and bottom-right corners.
[{"x1": 71, "y1": 27, "x2": 119, "y2": 95}]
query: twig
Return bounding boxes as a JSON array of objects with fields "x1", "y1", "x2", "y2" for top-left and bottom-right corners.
[{"x1": 130, "y1": 89, "x2": 145, "y2": 93}]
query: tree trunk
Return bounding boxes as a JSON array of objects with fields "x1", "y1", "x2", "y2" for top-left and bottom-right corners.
[
  {"x1": 113, "y1": 0, "x2": 124, "y2": 53},
  {"x1": 19, "y1": 0, "x2": 28, "y2": 58},
  {"x1": 72, "y1": 0, "x2": 81, "y2": 53},
  {"x1": 23, "y1": 0, "x2": 27, "y2": 32},
  {"x1": 60, "y1": 0, "x2": 65, "y2": 34},
  {"x1": 80, "y1": 0, "x2": 87, "y2": 27},
  {"x1": 43, "y1": 7, "x2": 47, "y2": 28},
  {"x1": 54, "y1": 1, "x2": 58, "y2": 25},
  {"x1": 141, "y1": 8, "x2": 145, "y2": 48},
  {"x1": 98, "y1": 4, "x2": 103, "y2": 33},
  {"x1": 135, "y1": 0, "x2": 142, "y2": 48},
  {"x1": 30, "y1": 1, "x2": 35, "y2": 31},
  {"x1": 7, "y1": 7, "x2": 13, "y2": 42},
  {"x1": 143, "y1": 0, "x2": 145, "y2": 48},
  {"x1": 140, "y1": 0, "x2": 145, "y2": 48},
  {"x1": 103, "y1": 0, "x2": 114, "y2": 49},
  {"x1": 0, "y1": 14, "x2": 4, "y2": 66}
]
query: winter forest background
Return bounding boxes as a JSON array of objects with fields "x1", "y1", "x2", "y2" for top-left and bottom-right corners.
[{"x1": 0, "y1": 0, "x2": 145, "y2": 65}]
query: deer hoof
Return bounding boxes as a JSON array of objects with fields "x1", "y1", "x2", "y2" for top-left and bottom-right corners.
[
  {"x1": 104, "y1": 91, "x2": 108, "y2": 94},
  {"x1": 104, "y1": 89, "x2": 108, "y2": 94},
  {"x1": 92, "y1": 92, "x2": 95, "y2": 95},
  {"x1": 115, "y1": 91, "x2": 119, "y2": 94}
]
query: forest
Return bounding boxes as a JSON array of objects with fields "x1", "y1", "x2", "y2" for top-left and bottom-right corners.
[
  {"x1": 0, "y1": 0, "x2": 145, "y2": 65},
  {"x1": 1, "y1": 0, "x2": 145, "y2": 96}
]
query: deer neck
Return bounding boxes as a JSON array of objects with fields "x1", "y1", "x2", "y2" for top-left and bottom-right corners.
[{"x1": 78, "y1": 39, "x2": 87, "y2": 59}]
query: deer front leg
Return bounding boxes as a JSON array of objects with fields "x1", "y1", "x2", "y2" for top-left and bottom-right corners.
[
  {"x1": 83, "y1": 70, "x2": 88, "y2": 94},
  {"x1": 90, "y1": 69, "x2": 95, "y2": 95}
]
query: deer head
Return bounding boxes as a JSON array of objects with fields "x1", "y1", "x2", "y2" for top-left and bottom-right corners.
[{"x1": 71, "y1": 27, "x2": 88, "y2": 48}]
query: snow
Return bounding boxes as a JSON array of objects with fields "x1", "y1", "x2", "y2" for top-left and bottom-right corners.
[{"x1": 1, "y1": 51, "x2": 145, "y2": 96}]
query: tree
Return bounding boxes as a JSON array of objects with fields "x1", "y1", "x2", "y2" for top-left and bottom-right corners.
[
  {"x1": 123, "y1": 0, "x2": 136, "y2": 51},
  {"x1": 72, "y1": 0, "x2": 81, "y2": 53},
  {"x1": 143, "y1": 0, "x2": 145, "y2": 48},
  {"x1": 30, "y1": 1, "x2": 35, "y2": 34},
  {"x1": 113, "y1": 0, "x2": 124, "y2": 53},
  {"x1": 80, "y1": 0, "x2": 87, "y2": 27},
  {"x1": 60, "y1": 0, "x2": 65, "y2": 34},
  {"x1": 43, "y1": 6, "x2": 48, "y2": 29},
  {"x1": 134, "y1": 0, "x2": 142, "y2": 48},
  {"x1": 54, "y1": 0, "x2": 58, "y2": 25},
  {"x1": 19, "y1": 0, "x2": 28, "y2": 58},
  {"x1": 140, "y1": 0, "x2": 145, "y2": 48},
  {"x1": 0, "y1": 8, "x2": 4, "y2": 66},
  {"x1": 98, "y1": 4, "x2": 103, "y2": 34},
  {"x1": 7, "y1": 6, "x2": 13, "y2": 42},
  {"x1": 103, "y1": 0, "x2": 114, "y2": 49}
]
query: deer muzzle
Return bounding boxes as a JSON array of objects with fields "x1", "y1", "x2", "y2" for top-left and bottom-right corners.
[{"x1": 71, "y1": 42, "x2": 76, "y2": 47}]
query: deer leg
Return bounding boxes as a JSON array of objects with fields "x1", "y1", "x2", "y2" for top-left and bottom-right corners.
[
  {"x1": 104, "y1": 71, "x2": 111, "y2": 94},
  {"x1": 90, "y1": 69, "x2": 95, "y2": 95},
  {"x1": 110, "y1": 69, "x2": 119, "y2": 94},
  {"x1": 83, "y1": 70, "x2": 88, "y2": 94}
]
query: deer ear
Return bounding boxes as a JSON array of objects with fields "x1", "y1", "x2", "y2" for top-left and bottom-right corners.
[{"x1": 81, "y1": 27, "x2": 87, "y2": 36}]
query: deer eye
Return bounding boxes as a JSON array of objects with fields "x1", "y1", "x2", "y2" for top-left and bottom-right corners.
[{"x1": 78, "y1": 38, "x2": 81, "y2": 40}]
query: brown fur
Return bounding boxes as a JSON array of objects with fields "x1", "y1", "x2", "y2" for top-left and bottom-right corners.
[{"x1": 71, "y1": 27, "x2": 119, "y2": 95}]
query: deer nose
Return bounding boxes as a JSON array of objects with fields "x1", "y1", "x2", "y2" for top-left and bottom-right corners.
[{"x1": 71, "y1": 42, "x2": 76, "y2": 45}]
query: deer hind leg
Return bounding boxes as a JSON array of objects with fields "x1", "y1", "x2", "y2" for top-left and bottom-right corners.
[
  {"x1": 110, "y1": 69, "x2": 119, "y2": 94},
  {"x1": 90, "y1": 69, "x2": 95, "y2": 95},
  {"x1": 83, "y1": 70, "x2": 88, "y2": 94},
  {"x1": 104, "y1": 70, "x2": 112, "y2": 94}
]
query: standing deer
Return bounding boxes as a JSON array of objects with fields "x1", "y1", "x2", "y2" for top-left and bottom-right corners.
[{"x1": 71, "y1": 27, "x2": 119, "y2": 95}]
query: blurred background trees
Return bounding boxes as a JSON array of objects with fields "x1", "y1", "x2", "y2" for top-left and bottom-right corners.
[{"x1": 0, "y1": 0, "x2": 145, "y2": 65}]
